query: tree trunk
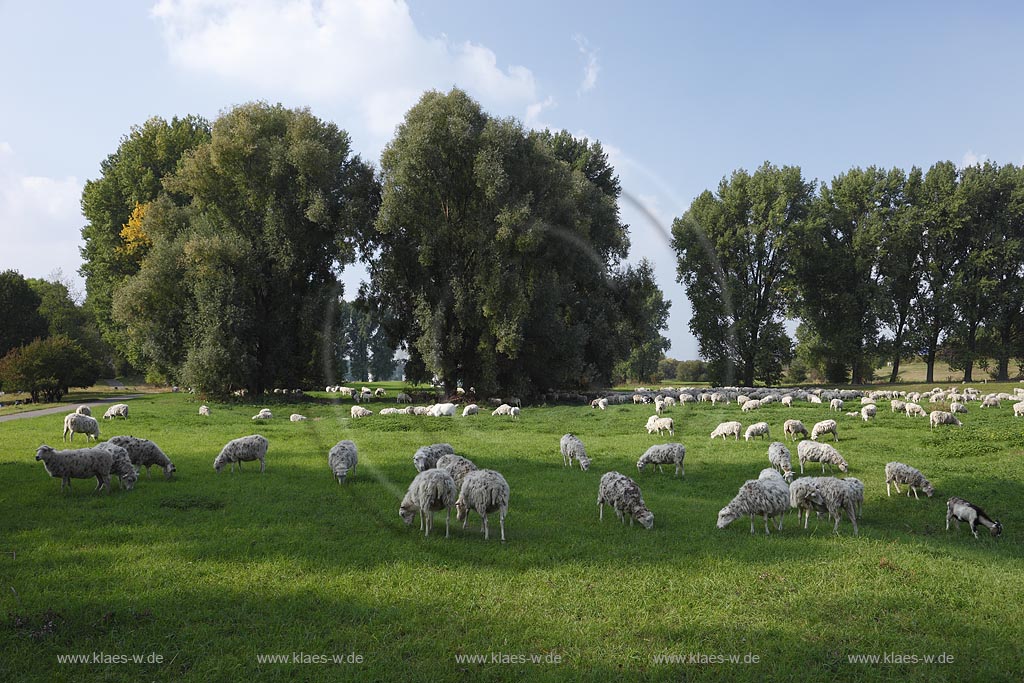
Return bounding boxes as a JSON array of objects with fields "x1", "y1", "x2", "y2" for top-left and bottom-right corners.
[
  {"x1": 925, "y1": 324, "x2": 941, "y2": 384},
  {"x1": 963, "y1": 324, "x2": 978, "y2": 382},
  {"x1": 997, "y1": 356, "x2": 1010, "y2": 381},
  {"x1": 889, "y1": 308, "x2": 910, "y2": 384}
]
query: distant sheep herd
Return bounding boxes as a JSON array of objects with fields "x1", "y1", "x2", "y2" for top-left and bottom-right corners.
[{"x1": 29, "y1": 382, "x2": 1015, "y2": 542}]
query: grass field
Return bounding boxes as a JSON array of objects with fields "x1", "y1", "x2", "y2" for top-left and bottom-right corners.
[{"x1": 2, "y1": 386, "x2": 1022, "y2": 681}]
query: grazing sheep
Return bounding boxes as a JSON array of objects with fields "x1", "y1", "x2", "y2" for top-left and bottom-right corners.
[
  {"x1": 560, "y1": 434, "x2": 591, "y2": 471},
  {"x1": 654, "y1": 398, "x2": 666, "y2": 415},
  {"x1": 491, "y1": 403, "x2": 513, "y2": 416},
  {"x1": 413, "y1": 443, "x2": 455, "y2": 472},
  {"x1": 646, "y1": 416, "x2": 675, "y2": 436},
  {"x1": 199, "y1": 405, "x2": 211, "y2": 416},
  {"x1": 980, "y1": 396, "x2": 1000, "y2": 408},
  {"x1": 929, "y1": 411, "x2": 962, "y2": 429},
  {"x1": 436, "y1": 453, "x2": 478, "y2": 490},
  {"x1": 374, "y1": 388, "x2": 387, "y2": 397},
  {"x1": 378, "y1": 407, "x2": 402, "y2": 415},
  {"x1": 62, "y1": 413, "x2": 100, "y2": 443},
  {"x1": 950, "y1": 402, "x2": 968, "y2": 414},
  {"x1": 767, "y1": 442, "x2": 794, "y2": 481},
  {"x1": 808, "y1": 394, "x2": 823, "y2": 404},
  {"x1": 327, "y1": 440, "x2": 358, "y2": 484},
  {"x1": 96, "y1": 441, "x2": 138, "y2": 491},
  {"x1": 591, "y1": 397, "x2": 609, "y2": 410},
  {"x1": 429, "y1": 402, "x2": 457, "y2": 417},
  {"x1": 103, "y1": 403, "x2": 130, "y2": 420},
  {"x1": 412, "y1": 406, "x2": 431, "y2": 416},
  {"x1": 845, "y1": 477, "x2": 865, "y2": 516},
  {"x1": 108, "y1": 436, "x2": 176, "y2": 478},
  {"x1": 597, "y1": 471, "x2": 654, "y2": 529},
  {"x1": 781, "y1": 396, "x2": 793, "y2": 407},
  {"x1": 789, "y1": 477, "x2": 827, "y2": 529},
  {"x1": 741, "y1": 399, "x2": 761, "y2": 413},
  {"x1": 830, "y1": 398, "x2": 844, "y2": 412},
  {"x1": 1014, "y1": 401, "x2": 1024, "y2": 418},
  {"x1": 290, "y1": 413, "x2": 307, "y2": 422},
  {"x1": 711, "y1": 421, "x2": 742, "y2": 441},
  {"x1": 510, "y1": 406, "x2": 521, "y2": 419},
  {"x1": 807, "y1": 476, "x2": 860, "y2": 535},
  {"x1": 396, "y1": 392, "x2": 413, "y2": 404},
  {"x1": 904, "y1": 402, "x2": 927, "y2": 417},
  {"x1": 946, "y1": 496, "x2": 1003, "y2": 539},
  {"x1": 400, "y1": 469, "x2": 458, "y2": 537},
  {"x1": 861, "y1": 404, "x2": 876, "y2": 421},
  {"x1": 783, "y1": 419, "x2": 808, "y2": 441},
  {"x1": 717, "y1": 468, "x2": 790, "y2": 535},
  {"x1": 251, "y1": 408, "x2": 273, "y2": 420},
  {"x1": 663, "y1": 396, "x2": 676, "y2": 408},
  {"x1": 810, "y1": 419, "x2": 838, "y2": 442},
  {"x1": 885, "y1": 462, "x2": 934, "y2": 499},
  {"x1": 797, "y1": 440, "x2": 848, "y2": 473},
  {"x1": 351, "y1": 405, "x2": 373, "y2": 418},
  {"x1": 744, "y1": 422, "x2": 770, "y2": 442},
  {"x1": 456, "y1": 469, "x2": 510, "y2": 541},
  {"x1": 636, "y1": 443, "x2": 686, "y2": 478},
  {"x1": 891, "y1": 399, "x2": 906, "y2": 413},
  {"x1": 462, "y1": 403, "x2": 479, "y2": 417},
  {"x1": 845, "y1": 411, "x2": 860, "y2": 418},
  {"x1": 75, "y1": 405, "x2": 92, "y2": 416},
  {"x1": 213, "y1": 435, "x2": 268, "y2": 474},
  {"x1": 35, "y1": 444, "x2": 112, "y2": 493}
]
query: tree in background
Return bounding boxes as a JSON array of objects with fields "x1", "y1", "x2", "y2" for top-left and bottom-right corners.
[
  {"x1": 0, "y1": 270, "x2": 47, "y2": 358},
  {"x1": 611, "y1": 260, "x2": 671, "y2": 383},
  {"x1": 672, "y1": 163, "x2": 810, "y2": 385},
  {"x1": 26, "y1": 272, "x2": 109, "y2": 372},
  {"x1": 0, "y1": 336, "x2": 100, "y2": 402}
]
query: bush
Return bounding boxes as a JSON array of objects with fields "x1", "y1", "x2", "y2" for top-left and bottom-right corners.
[{"x1": 0, "y1": 336, "x2": 101, "y2": 402}]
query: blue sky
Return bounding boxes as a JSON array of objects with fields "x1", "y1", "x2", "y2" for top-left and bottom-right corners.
[{"x1": 2, "y1": 1, "x2": 1022, "y2": 359}]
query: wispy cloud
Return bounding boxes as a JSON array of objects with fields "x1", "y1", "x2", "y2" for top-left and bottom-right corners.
[
  {"x1": 573, "y1": 34, "x2": 599, "y2": 95},
  {"x1": 525, "y1": 96, "x2": 556, "y2": 130},
  {"x1": 960, "y1": 149, "x2": 988, "y2": 169}
]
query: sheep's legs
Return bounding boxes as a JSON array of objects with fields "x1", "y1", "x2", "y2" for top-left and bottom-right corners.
[
  {"x1": 445, "y1": 508, "x2": 450, "y2": 538},
  {"x1": 481, "y1": 513, "x2": 489, "y2": 540},
  {"x1": 910, "y1": 487, "x2": 918, "y2": 500},
  {"x1": 749, "y1": 514, "x2": 756, "y2": 535},
  {"x1": 886, "y1": 482, "x2": 892, "y2": 497},
  {"x1": 599, "y1": 502, "x2": 604, "y2": 521},
  {"x1": 499, "y1": 509, "x2": 506, "y2": 542},
  {"x1": 892, "y1": 481, "x2": 901, "y2": 495}
]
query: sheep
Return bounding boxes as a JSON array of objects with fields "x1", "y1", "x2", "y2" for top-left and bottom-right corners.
[
  {"x1": 797, "y1": 440, "x2": 848, "y2": 474},
  {"x1": 767, "y1": 442, "x2": 794, "y2": 481},
  {"x1": 75, "y1": 405, "x2": 92, "y2": 416},
  {"x1": 351, "y1": 405, "x2": 373, "y2": 418},
  {"x1": 946, "y1": 496, "x2": 1003, "y2": 539},
  {"x1": 327, "y1": 440, "x2": 358, "y2": 484},
  {"x1": 891, "y1": 399, "x2": 906, "y2": 413},
  {"x1": 378, "y1": 407, "x2": 401, "y2": 415},
  {"x1": 252, "y1": 408, "x2": 273, "y2": 420},
  {"x1": 808, "y1": 394, "x2": 823, "y2": 404},
  {"x1": 845, "y1": 411, "x2": 860, "y2": 418},
  {"x1": 844, "y1": 477, "x2": 865, "y2": 516},
  {"x1": 374, "y1": 388, "x2": 386, "y2": 397},
  {"x1": 810, "y1": 419, "x2": 838, "y2": 442},
  {"x1": 1014, "y1": 401, "x2": 1024, "y2": 417},
  {"x1": 741, "y1": 399, "x2": 761, "y2": 413},
  {"x1": 744, "y1": 422, "x2": 770, "y2": 442},
  {"x1": 213, "y1": 434, "x2": 268, "y2": 474},
  {"x1": 506, "y1": 397, "x2": 522, "y2": 408},
  {"x1": 492, "y1": 403, "x2": 513, "y2": 416},
  {"x1": 559, "y1": 434, "x2": 591, "y2": 471},
  {"x1": 413, "y1": 443, "x2": 455, "y2": 472},
  {"x1": 929, "y1": 411, "x2": 962, "y2": 429},
  {"x1": 396, "y1": 392, "x2": 413, "y2": 404},
  {"x1": 35, "y1": 444, "x2": 113, "y2": 493},
  {"x1": 783, "y1": 419, "x2": 808, "y2": 441},
  {"x1": 711, "y1": 421, "x2": 742, "y2": 441},
  {"x1": 861, "y1": 404, "x2": 876, "y2": 421},
  {"x1": 456, "y1": 469, "x2": 510, "y2": 541},
  {"x1": 412, "y1": 406, "x2": 431, "y2": 416},
  {"x1": 807, "y1": 476, "x2": 860, "y2": 535},
  {"x1": 429, "y1": 402, "x2": 457, "y2": 417},
  {"x1": 62, "y1": 413, "x2": 100, "y2": 443},
  {"x1": 663, "y1": 396, "x2": 676, "y2": 408},
  {"x1": 781, "y1": 396, "x2": 793, "y2": 407},
  {"x1": 199, "y1": 405, "x2": 211, "y2": 416},
  {"x1": 510, "y1": 406, "x2": 521, "y2": 419},
  {"x1": 654, "y1": 398, "x2": 666, "y2": 415},
  {"x1": 885, "y1": 462, "x2": 934, "y2": 499},
  {"x1": 108, "y1": 436, "x2": 176, "y2": 478},
  {"x1": 646, "y1": 416, "x2": 675, "y2": 436},
  {"x1": 789, "y1": 477, "x2": 827, "y2": 529},
  {"x1": 400, "y1": 469, "x2": 458, "y2": 538},
  {"x1": 951, "y1": 402, "x2": 968, "y2": 414},
  {"x1": 95, "y1": 441, "x2": 138, "y2": 491},
  {"x1": 462, "y1": 403, "x2": 479, "y2": 417},
  {"x1": 590, "y1": 397, "x2": 608, "y2": 410},
  {"x1": 737, "y1": 395, "x2": 749, "y2": 406},
  {"x1": 830, "y1": 398, "x2": 844, "y2": 412},
  {"x1": 597, "y1": 471, "x2": 654, "y2": 529},
  {"x1": 904, "y1": 403, "x2": 927, "y2": 417},
  {"x1": 436, "y1": 453, "x2": 478, "y2": 490},
  {"x1": 102, "y1": 403, "x2": 129, "y2": 420},
  {"x1": 981, "y1": 396, "x2": 1000, "y2": 408},
  {"x1": 636, "y1": 443, "x2": 686, "y2": 478},
  {"x1": 717, "y1": 468, "x2": 790, "y2": 534},
  {"x1": 290, "y1": 413, "x2": 308, "y2": 422}
]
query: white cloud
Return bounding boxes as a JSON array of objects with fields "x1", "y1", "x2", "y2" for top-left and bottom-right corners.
[
  {"x1": 960, "y1": 149, "x2": 988, "y2": 169},
  {"x1": 524, "y1": 96, "x2": 556, "y2": 130},
  {"x1": 151, "y1": 0, "x2": 538, "y2": 147},
  {"x1": 573, "y1": 34, "x2": 599, "y2": 94}
]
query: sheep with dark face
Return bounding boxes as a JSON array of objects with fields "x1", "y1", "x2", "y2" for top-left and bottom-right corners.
[
  {"x1": 885, "y1": 462, "x2": 934, "y2": 499},
  {"x1": 108, "y1": 436, "x2": 176, "y2": 479},
  {"x1": 946, "y1": 497, "x2": 1002, "y2": 539},
  {"x1": 35, "y1": 444, "x2": 112, "y2": 493},
  {"x1": 717, "y1": 468, "x2": 789, "y2": 535},
  {"x1": 456, "y1": 469, "x2": 510, "y2": 541},
  {"x1": 400, "y1": 469, "x2": 458, "y2": 538},
  {"x1": 598, "y1": 471, "x2": 654, "y2": 529},
  {"x1": 636, "y1": 443, "x2": 685, "y2": 478},
  {"x1": 213, "y1": 435, "x2": 268, "y2": 474}
]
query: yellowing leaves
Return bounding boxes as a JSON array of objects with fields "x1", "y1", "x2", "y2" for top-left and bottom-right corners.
[{"x1": 117, "y1": 203, "x2": 152, "y2": 257}]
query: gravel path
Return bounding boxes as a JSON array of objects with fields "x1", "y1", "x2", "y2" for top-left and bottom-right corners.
[{"x1": 0, "y1": 395, "x2": 145, "y2": 423}]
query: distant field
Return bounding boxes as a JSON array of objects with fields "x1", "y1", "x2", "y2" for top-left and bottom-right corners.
[{"x1": 2, "y1": 386, "x2": 1022, "y2": 681}]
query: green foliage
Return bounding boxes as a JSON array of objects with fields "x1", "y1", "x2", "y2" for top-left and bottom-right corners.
[
  {"x1": 0, "y1": 270, "x2": 47, "y2": 357},
  {"x1": 0, "y1": 335, "x2": 100, "y2": 401}
]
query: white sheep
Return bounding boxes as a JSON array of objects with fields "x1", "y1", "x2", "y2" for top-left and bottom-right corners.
[
  {"x1": 413, "y1": 444, "x2": 454, "y2": 472},
  {"x1": 717, "y1": 468, "x2": 790, "y2": 535},
  {"x1": 891, "y1": 399, "x2": 906, "y2": 413},
  {"x1": 108, "y1": 436, "x2": 176, "y2": 478},
  {"x1": 597, "y1": 471, "x2": 654, "y2": 529},
  {"x1": 980, "y1": 396, "x2": 1000, "y2": 408},
  {"x1": 808, "y1": 394, "x2": 823, "y2": 404},
  {"x1": 374, "y1": 388, "x2": 387, "y2": 397},
  {"x1": 1014, "y1": 401, "x2": 1024, "y2": 417},
  {"x1": 510, "y1": 406, "x2": 521, "y2": 419},
  {"x1": 351, "y1": 405, "x2": 373, "y2": 418},
  {"x1": 710, "y1": 421, "x2": 742, "y2": 440},
  {"x1": 781, "y1": 396, "x2": 793, "y2": 408},
  {"x1": 950, "y1": 402, "x2": 968, "y2": 414},
  {"x1": 213, "y1": 435, "x2": 268, "y2": 474},
  {"x1": 436, "y1": 453, "x2": 478, "y2": 490},
  {"x1": 456, "y1": 469, "x2": 510, "y2": 541},
  {"x1": 560, "y1": 434, "x2": 591, "y2": 471},
  {"x1": 744, "y1": 422, "x2": 770, "y2": 442},
  {"x1": 75, "y1": 405, "x2": 92, "y2": 416},
  {"x1": 946, "y1": 496, "x2": 1003, "y2": 538},
  {"x1": 767, "y1": 442, "x2": 794, "y2": 481},
  {"x1": 810, "y1": 419, "x2": 838, "y2": 442},
  {"x1": 412, "y1": 406, "x2": 431, "y2": 416},
  {"x1": 400, "y1": 469, "x2": 458, "y2": 537},
  {"x1": 103, "y1": 403, "x2": 129, "y2": 420},
  {"x1": 885, "y1": 462, "x2": 934, "y2": 499},
  {"x1": 636, "y1": 443, "x2": 685, "y2": 478},
  {"x1": 830, "y1": 398, "x2": 844, "y2": 412},
  {"x1": 328, "y1": 440, "x2": 358, "y2": 483},
  {"x1": 396, "y1": 392, "x2": 413, "y2": 404},
  {"x1": 378, "y1": 407, "x2": 401, "y2": 415},
  {"x1": 491, "y1": 403, "x2": 513, "y2": 416},
  {"x1": 861, "y1": 404, "x2": 876, "y2": 421},
  {"x1": 290, "y1": 413, "x2": 308, "y2": 421},
  {"x1": 35, "y1": 444, "x2": 113, "y2": 493},
  {"x1": 645, "y1": 416, "x2": 674, "y2": 436},
  {"x1": 904, "y1": 403, "x2": 927, "y2": 417},
  {"x1": 654, "y1": 397, "x2": 666, "y2": 415},
  {"x1": 199, "y1": 405, "x2": 211, "y2": 416},
  {"x1": 429, "y1": 402, "x2": 457, "y2": 417},
  {"x1": 929, "y1": 411, "x2": 962, "y2": 429},
  {"x1": 62, "y1": 413, "x2": 100, "y2": 443},
  {"x1": 741, "y1": 399, "x2": 761, "y2": 413},
  {"x1": 462, "y1": 403, "x2": 479, "y2": 417},
  {"x1": 95, "y1": 441, "x2": 138, "y2": 490},
  {"x1": 783, "y1": 419, "x2": 808, "y2": 441},
  {"x1": 251, "y1": 408, "x2": 273, "y2": 420},
  {"x1": 797, "y1": 440, "x2": 848, "y2": 473}
]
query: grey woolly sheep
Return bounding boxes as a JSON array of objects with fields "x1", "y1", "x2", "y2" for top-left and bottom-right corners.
[
  {"x1": 744, "y1": 422, "x2": 770, "y2": 442},
  {"x1": 636, "y1": 443, "x2": 685, "y2": 478},
  {"x1": 413, "y1": 443, "x2": 455, "y2": 472},
  {"x1": 717, "y1": 468, "x2": 789, "y2": 535},
  {"x1": 560, "y1": 434, "x2": 591, "y2": 471},
  {"x1": 950, "y1": 402, "x2": 968, "y2": 414},
  {"x1": 456, "y1": 469, "x2": 510, "y2": 541},
  {"x1": 351, "y1": 405, "x2": 373, "y2": 418},
  {"x1": 1014, "y1": 401, "x2": 1024, "y2": 417},
  {"x1": 597, "y1": 471, "x2": 654, "y2": 529},
  {"x1": 199, "y1": 405, "x2": 211, "y2": 416},
  {"x1": 396, "y1": 392, "x2": 413, "y2": 404},
  {"x1": 436, "y1": 453, "x2": 478, "y2": 490},
  {"x1": 35, "y1": 444, "x2": 112, "y2": 493},
  {"x1": 789, "y1": 477, "x2": 826, "y2": 529},
  {"x1": 75, "y1": 405, "x2": 92, "y2": 416},
  {"x1": 62, "y1": 413, "x2": 100, "y2": 443},
  {"x1": 929, "y1": 410, "x2": 962, "y2": 429},
  {"x1": 107, "y1": 435, "x2": 176, "y2": 478},
  {"x1": 400, "y1": 469, "x2": 458, "y2": 538},
  {"x1": 806, "y1": 476, "x2": 860, "y2": 535},
  {"x1": 510, "y1": 406, "x2": 521, "y2": 419},
  {"x1": 797, "y1": 440, "x2": 848, "y2": 473},
  {"x1": 328, "y1": 440, "x2": 358, "y2": 484},
  {"x1": 767, "y1": 442, "x2": 794, "y2": 481},
  {"x1": 214, "y1": 434, "x2": 268, "y2": 474},
  {"x1": 783, "y1": 419, "x2": 808, "y2": 441},
  {"x1": 103, "y1": 403, "x2": 129, "y2": 420},
  {"x1": 711, "y1": 421, "x2": 742, "y2": 440},
  {"x1": 981, "y1": 396, "x2": 1000, "y2": 408},
  {"x1": 946, "y1": 496, "x2": 1002, "y2": 539},
  {"x1": 95, "y1": 441, "x2": 138, "y2": 491},
  {"x1": 810, "y1": 419, "x2": 838, "y2": 442},
  {"x1": 885, "y1": 462, "x2": 934, "y2": 499},
  {"x1": 844, "y1": 477, "x2": 865, "y2": 516}
]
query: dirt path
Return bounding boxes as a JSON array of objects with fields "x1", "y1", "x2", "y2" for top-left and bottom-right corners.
[{"x1": 0, "y1": 395, "x2": 145, "y2": 423}]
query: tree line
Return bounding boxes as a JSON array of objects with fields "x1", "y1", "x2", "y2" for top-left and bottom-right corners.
[{"x1": 673, "y1": 161, "x2": 1024, "y2": 386}]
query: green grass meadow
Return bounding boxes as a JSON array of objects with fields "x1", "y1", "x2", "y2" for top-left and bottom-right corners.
[{"x1": 1, "y1": 388, "x2": 1022, "y2": 681}]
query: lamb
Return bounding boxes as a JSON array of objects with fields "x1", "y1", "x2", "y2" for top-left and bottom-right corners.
[
  {"x1": 62, "y1": 413, "x2": 100, "y2": 443},
  {"x1": 861, "y1": 404, "x2": 876, "y2": 421},
  {"x1": 788, "y1": 477, "x2": 827, "y2": 529},
  {"x1": 462, "y1": 404, "x2": 479, "y2": 417},
  {"x1": 744, "y1": 422, "x2": 770, "y2": 442},
  {"x1": 797, "y1": 440, "x2": 848, "y2": 473},
  {"x1": 711, "y1": 421, "x2": 742, "y2": 440},
  {"x1": 213, "y1": 434, "x2": 268, "y2": 474},
  {"x1": 890, "y1": 399, "x2": 906, "y2": 413},
  {"x1": 107, "y1": 435, "x2": 176, "y2": 478},
  {"x1": 35, "y1": 444, "x2": 113, "y2": 493},
  {"x1": 491, "y1": 403, "x2": 513, "y2": 416},
  {"x1": 951, "y1": 402, "x2": 968, "y2": 414},
  {"x1": 252, "y1": 408, "x2": 273, "y2": 420},
  {"x1": 429, "y1": 402, "x2": 457, "y2": 417},
  {"x1": 75, "y1": 405, "x2": 92, "y2": 416},
  {"x1": 103, "y1": 403, "x2": 130, "y2": 420},
  {"x1": 929, "y1": 410, "x2": 962, "y2": 429},
  {"x1": 904, "y1": 402, "x2": 927, "y2": 417},
  {"x1": 290, "y1": 413, "x2": 308, "y2": 421},
  {"x1": 199, "y1": 405, "x2": 211, "y2": 416},
  {"x1": 810, "y1": 419, "x2": 838, "y2": 442},
  {"x1": 646, "y1": 416, "x2": 675, "y2": 436},
  {"x1": 436, "y1": 453, "x2": 478, "y2": 490},
  {"x1": 783, "y1": 419, "x2": 808, "y2": 441},
  {"x1": 885, "y1": 462, "x2": 934, "y2": 499},
  {"x1": 559, "y1": 434, "x2": 591, "y2": 471},
  {"x1": 400, "y1": 469, "x2": 458, "y2": 538},
  {"x1": 351, "y1": 405, "x2": 373, "y2": 418},
  {"x1": 597, "y1": 471, "x2": 654, "y2": 529},
  {"x1": 741, "y1": 399, "x2": 761, "y2": 413},
  {"x1": 456, "y1": 469, "x2": 510, "y2": 541},
  {"x1": 767, "y1": 442, "x2": 794, "y2": 481},
  {"x1": 95, "y1": 441, "x2": 138, "y2": 491},
  {"x1": 717, "y1": 468, "x2": 790, "y2": 534},
  {"x1": 1014, "y1": 401, "x2": 1024, "y2": 418},
  {"x1": 413, "y1": 443, "x2": 455, "y2": 472},
  {"x1": 946, "y1": 496, "x2": 1003, "y2": 539},
  {"x1": 327, "y1": 440, "x2": 358, "y2": 483},
  {"x1": 830, "y1": 398, "x2": 844, "y2": 412},
  {"x1": 636, "y1": 443, "x2": 686, "y2": 477}
]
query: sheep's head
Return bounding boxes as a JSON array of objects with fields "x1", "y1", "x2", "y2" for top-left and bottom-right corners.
[
  {"x1": 579, "y1": 458, "x2": 590, "y2": 472},
  {"x1": 164, "y1": 462, "x2": 177, "y2": 478},
  {"x1": 922, "y1": 481, "x2": 935, "y2": 497},
  {"x1": 991, "y1": 521, "x2": 1003, "y2": 537},
  {"x1": 716, "y1": 506, "x2": 739, "y2": 529},
  {"x1": 35, "y1": 445, "x2": 54, "y2": 461},
  {"x1": 455, "y1": 497, "x2": 468, "y2": 522},
  {"x1": 399, "y1": 501, "x2": 416, "y2": 526},
  {"x1": 121, "y1": 470, "x2": 139, "y2": 491},
  {"x1": 837, "y1": 461, "x2": 849, "y2": 473},
  {"x1": 213, "y1": 455, "x2": 226, "y2": 473},
  {"x1": 636, "y1": 459, "x2": 646, "y2": 473},
  {"x1": 636, "y1": 510, "x2": 654, "y2": 530}
]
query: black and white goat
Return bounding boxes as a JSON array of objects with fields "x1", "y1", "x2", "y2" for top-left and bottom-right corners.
[{"x1": 946, "y1": 497, "x2": 1002, "y2": 539}]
